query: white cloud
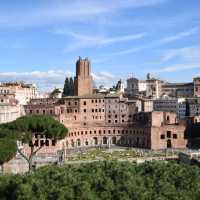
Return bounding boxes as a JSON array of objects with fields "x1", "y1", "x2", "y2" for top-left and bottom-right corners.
[
  {"x1": 161, "y1": 46, "x2": 200, "y2": 62},
  {"x1": 108, "y1": 47, "x2": 144, "y2": 56},
  {"x1": 0, "y1": 70, "x2": 73, "y2": 91},
  {"x1": 100, "y1": 27, "x2": 199, "y2": 58},
  {"x1": 91, "y1": 71, "x2": 126, "y2": 87},
  {"x1": 0, "y1": 0, "x2": 168, "y2": 28},
  {"x1": 55, "y1": 31, "x2": 146, "y2": 51},
  {"x1": 0, "y1": 70, "x2": 119, "y2": 91},
  {"x1": 92, "y1": 71, "x2": 115, "y2": 81},
  {"x1": 160, "y1": 27, "x2": 199, "y2": 44},
  {"x1": 155, "y1": 63, "x2": 200, "y2": 73}
]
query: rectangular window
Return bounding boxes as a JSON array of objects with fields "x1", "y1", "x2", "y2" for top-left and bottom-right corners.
[
  {"x1": 167, "y1": 131, "x2": 171, "y2": 138},
  {"x1": 173, "y1": 134, "x2": 177, "y2": 139},
  {"x1": 160, "y1": 134, "x2": 165, "y2": 139}
]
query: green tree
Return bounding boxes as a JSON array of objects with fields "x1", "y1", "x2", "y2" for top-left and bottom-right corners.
[
  {"x1": 63, "y1": 77, "x2": 70, "y2": 97},
  {"x1": 1, "y1": 161, "x2": 200, "y2": 199},
  {"x1": 69, "y1": 77, "x2": 74, "y2": 96},
  {"x1": 0, "y1": 115, "x2": 68, "y2": 171},
  {"x1": 0, "y1": 139, "x2": 17, "y2": 172},
  {"x1": 63, "y1": 77, "x2": 74, "y2": 96}
]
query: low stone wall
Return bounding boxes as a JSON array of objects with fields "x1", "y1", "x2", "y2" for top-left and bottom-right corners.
[{"x1": 3, "y1": 157, "x2": 28, "y2": 174}]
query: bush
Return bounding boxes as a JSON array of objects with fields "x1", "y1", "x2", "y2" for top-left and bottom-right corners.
[{"x1": 0, "y1": 161, "x2": 200, "y2": 200}]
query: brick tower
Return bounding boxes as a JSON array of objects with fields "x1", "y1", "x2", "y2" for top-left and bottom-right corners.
[{"x1": 74, "y1": 57, "x2": 93, "y2": 96}]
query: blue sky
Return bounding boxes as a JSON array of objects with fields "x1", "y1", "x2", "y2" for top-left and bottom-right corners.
[{"x1": 0, "y1": 0, "x2": 200, "y2": 91}]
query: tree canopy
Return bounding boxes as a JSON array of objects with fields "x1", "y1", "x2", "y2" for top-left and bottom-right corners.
[
  {"x1": 0, "y1": 161, "x2": 200, "y2": 200},
  {"x1": 0, "y1": 115, "x2": 68, "y2": 141},
  {"x1": 0, "y1": 115, "x2": 68, "y2": 166},
  {"x1": 0, "y1": 139, "x2": 17, "y2": 165}
]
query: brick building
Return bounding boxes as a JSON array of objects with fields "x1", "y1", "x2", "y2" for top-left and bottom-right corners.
[
  {"x1": 74, "y1": 57, "x2": 93, "y2": 96},
  {"x1": 24, "y1": 58, "x2": 188, "y2": 154}
]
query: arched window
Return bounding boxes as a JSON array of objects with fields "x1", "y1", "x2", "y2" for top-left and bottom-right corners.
[
  {"x1": 77, "y1": 139, "x2": 81, "y2": 146},
  {"x1": 167, "y1": 116, "x2": 170, "y2": 121},
  {"x1": 85, "y1": 140, "x2": 89, "y2": 146}
]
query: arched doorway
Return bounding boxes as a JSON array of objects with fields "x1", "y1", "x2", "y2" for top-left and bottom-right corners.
[
  {"x1": 85, "y1": 140, "x2": 89, "y2": 146},
  {"x1": 103, "y1": 137, "x2": 108, "y2": 145},
  {"x1": 112, "y1": 137, "x2": 116, "y2": 145},
  {"x1": 93, "y1": 137, "x2": 98, "y2": 145},
  {"x1": 167, "y1": 139, "x2": 172, "y2": 148},
  {"x1": 128, "y1": 138, "x2": 132, "y2": 146},
  {"x1": 76, "y1": 139, "x2": 81, "y2": 147},
  {"x1": 66, "y1": 141, "x2": 68, "y2": 148},
  {"x1": 120, "y1": 136, "x2": 125, "y2": 145},
  {"x1": 71, "y1": 139, "x2": 74, "y2": 148}
]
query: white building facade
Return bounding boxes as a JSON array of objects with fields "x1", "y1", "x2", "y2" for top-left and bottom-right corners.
[{"x1": 153, "y1": 97, "x2": 186, "y2": 119}]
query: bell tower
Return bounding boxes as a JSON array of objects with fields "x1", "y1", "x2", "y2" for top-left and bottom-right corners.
[{"x1": 74, "y1": 57, "x2": 93, "y2": 96}]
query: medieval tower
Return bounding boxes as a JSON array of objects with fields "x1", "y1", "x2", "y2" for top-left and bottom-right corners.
[{"x1": 74, "y1": 57, "x2": 93, "y2": 96}]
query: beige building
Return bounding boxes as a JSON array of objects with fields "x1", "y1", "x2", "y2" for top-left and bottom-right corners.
[
  {"x1": 0, "y1": 82, "x2": 39, "y2": 105},
  {"x1": 161, "y1": 82, "x2": 194, "y2": 98},
  {"x1": 126, "y1": 77, "x2": 146, "y2": 96},
  {"x1": 0, "y1": 93, "x2": 21, "y2": 124},
  {"x1": 153, "y1": 97, "x2": 186, "y2": 119},
  {"x1": 193, "y1": 77, "x2": 200, "y2": 97}
]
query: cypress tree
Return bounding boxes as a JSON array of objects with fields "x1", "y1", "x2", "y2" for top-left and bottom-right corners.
[
  {"x1": 69, "y1": 77, "x2": 74, "y2": 96},
  {"x1": 63, "y1": 77, "x2": 70, "y2": 96}
]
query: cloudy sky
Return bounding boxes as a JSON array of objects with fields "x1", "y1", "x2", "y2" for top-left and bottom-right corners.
[{"x1": 0, "y1": 0, "x2": 200, "y2": 91}]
